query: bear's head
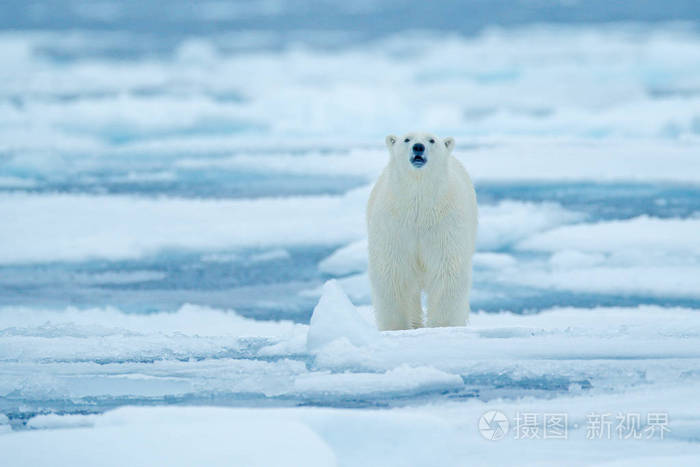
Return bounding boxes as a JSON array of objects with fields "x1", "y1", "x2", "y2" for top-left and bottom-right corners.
[{"x1": 385, "y1": 132, "x2": 454, "y2": 173}]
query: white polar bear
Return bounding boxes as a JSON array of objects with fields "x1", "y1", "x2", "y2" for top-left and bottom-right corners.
[{"x1": 367, "y1": 132, "x2": 478, "y2": 330}]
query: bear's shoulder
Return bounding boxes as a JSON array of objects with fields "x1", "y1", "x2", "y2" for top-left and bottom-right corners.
[{"x1": 449, "y1": 156, "x2": 474, "y2": 187}]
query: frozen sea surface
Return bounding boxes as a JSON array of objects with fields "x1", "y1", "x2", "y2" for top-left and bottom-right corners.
[{"x1": 2, "y1": 16, "x2": 700, "y2": 466}]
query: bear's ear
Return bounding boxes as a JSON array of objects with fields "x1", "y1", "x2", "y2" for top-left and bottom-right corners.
[
  {"x1": 443, "y1": 137, "x2": 455, "y2": 153},
  {"x1": 385, "y1": 135, "x2": 397, "y2": 149}
]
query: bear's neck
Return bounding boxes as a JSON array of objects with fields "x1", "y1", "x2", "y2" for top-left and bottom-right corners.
[{"x1": 388, "y1": 161, "x2": 451, "y2": 225}]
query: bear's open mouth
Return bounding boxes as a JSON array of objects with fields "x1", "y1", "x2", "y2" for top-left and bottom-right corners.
[{"x1": 410, "y1": 155, "x2": 426, "y2": 167}]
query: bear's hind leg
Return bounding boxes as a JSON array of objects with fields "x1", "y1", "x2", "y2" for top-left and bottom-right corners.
[
  {"x1": 372, "y1": 281, "x2": 422, "y2": 331},
  {"x1": 425, "y1": 270, "x2": 471, "y2": 328},
  {"x1": 404, "y1": 287, "x2": 423, "y2": 329}
]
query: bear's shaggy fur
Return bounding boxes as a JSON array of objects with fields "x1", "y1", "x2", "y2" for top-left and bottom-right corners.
[{"x1": 367, "y1": 132, "x2": 478, "y2": 330}]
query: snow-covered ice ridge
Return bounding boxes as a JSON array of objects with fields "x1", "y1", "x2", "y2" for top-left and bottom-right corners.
[{"x1": 1, "y1": 22, "x2": 700, "y2": 465}]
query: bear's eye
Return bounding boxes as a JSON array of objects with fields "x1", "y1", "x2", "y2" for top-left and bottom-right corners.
[
  {"x1": 429, "y1": 139, "x2": 435, "y2": 144},
  {"x1": 404, "y1": 138, "x2": 410, "y2": 143}
]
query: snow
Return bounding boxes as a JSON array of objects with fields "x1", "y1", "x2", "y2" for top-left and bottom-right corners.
[
  {"x1": 0, "y1": 303, "x2": 301, "y2": 338},
  {"x1": 517, "y1": 216, "x2": 700, "y2": 256},
  {"x1": 0, "y1": 190, "x2": 367, "y2": 263},
  {"x1": 2, "y1": 299, "x2": 700, "y2": 403},
  {"x1": 318, "y1": 240, "x2": 368, "y2": 276},
  {"x1": 462, "y1": 140, "x2": 700, "y2": 184},
  {"x1": 3, "y1": 408, "x2": 336, "y2": 467},
  {"x1": 3, "y1": 26, "x2": 700, "y2": 143},
  {"x1": 4, "y1": 390, "x2": 700, "y2": 466},
  {"x1": 174, "y1": 149, "x2": 386, "y2": 178},
  {"x1": 312, "y1": 305, "x2": 700, "y2": 375},
  {"x1": 497, "y1": 216, "x2": 700, "y2": 297},
  {"x1": 1, "y1": 16, "x2": 700, "y2": 466},
  {"x1": 0, "y1": 304, "x2": 311, "y2": 399},
  {"x1": 477, "y1": 201, "x2": 586, "y2": 250},
  {"x1": 0, "y1": 193, "x2": 587, "y2": 264},
  {"x1": 473, "y1": 252, "x2": 518, "y2": 269},
  {"x1": 505, "y1": 265, "x2": 700, "y2": 298},
  {"x1": 2, "y1": 294, "x2": 700, "y2": 464}
]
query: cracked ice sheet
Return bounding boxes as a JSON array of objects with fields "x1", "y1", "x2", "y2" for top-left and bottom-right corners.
[
  {"x1": 502, "y1": 216, "x2": 700, "y2": 298},
  {"x1": 0, "y1": 304, "x2": 309, "y2": 400},
  {"x1": 0, "y1": 190, "x2": 582, "y2": 264},
  {"x1": 2, "y1": 299, "x2": 700, "y2": 405},
  {"x1": 6, "y1": 384, "x2": 700, "y2": 467},
  {"x1": 0, "y1": 188, "x2": 368, "y2": 264},
  {"x1": 311, "y1": 305, "x2": 700, "y2": 387},
  {"x1": 3, "y1": 282, "x2": 700, "y2": 465}
]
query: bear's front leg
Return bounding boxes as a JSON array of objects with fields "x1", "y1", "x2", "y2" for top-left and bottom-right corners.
[{"x1": 368, "y1": 260, "x2": 423, "y2": 330}]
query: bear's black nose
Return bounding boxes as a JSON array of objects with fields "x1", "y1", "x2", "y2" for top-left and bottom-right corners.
[{"x1": 412, "y1": 143, "x2": 425, "y2": 154}]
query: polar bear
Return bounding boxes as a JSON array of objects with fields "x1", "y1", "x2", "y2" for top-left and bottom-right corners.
[{"x1": 366, "y1": 132, "x2": 478, "y2": 330}]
